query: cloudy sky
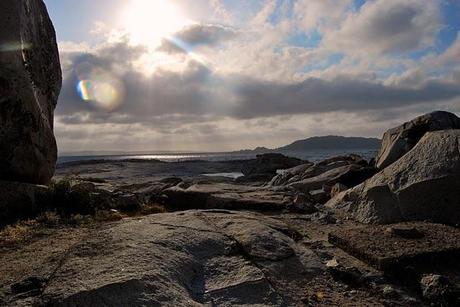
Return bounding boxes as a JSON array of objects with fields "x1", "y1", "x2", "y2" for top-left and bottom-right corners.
[{"x1": 43, "y1": 0, "x2": 460, "y2": 153}]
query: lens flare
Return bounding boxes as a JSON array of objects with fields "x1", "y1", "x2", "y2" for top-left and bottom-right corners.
[
  {"x1": 164, "y1": 35, "x2": 209, "y2": 67},
  {"x1": 75, "y1": 63, "x2": 125, "y2": 111},
  {"x1": 77, "y1": 80, "x2": 92, "y2": 101}
]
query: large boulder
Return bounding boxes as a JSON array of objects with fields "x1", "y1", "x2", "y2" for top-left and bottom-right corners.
[
  {"x1": 0, "y1": 181, "x2": 49, "y2": 225},
  {"x1": 241, "y1": 153, "x2": 304, "y2": 179},
  {"x1": 327, "y1": 130, "x2": 460, "y2": 225},
  {"x1": 0, "y1": 0, "x2": 62, "y2": 184},
  {"x1": 375, "y1": 111, "x2": 460, "y2": 170}
]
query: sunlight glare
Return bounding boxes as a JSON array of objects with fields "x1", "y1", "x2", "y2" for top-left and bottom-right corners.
[{"x1": 122, "y1": 0, "x2": 187, "y2": 49}]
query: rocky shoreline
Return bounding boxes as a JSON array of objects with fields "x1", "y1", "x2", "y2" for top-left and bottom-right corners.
[
  {"x1": 2, "y1": 111, "x2": 460, "y2": 306},
  {"x1": 1, "y1": 1, "x2": 460, "y2": 306}
]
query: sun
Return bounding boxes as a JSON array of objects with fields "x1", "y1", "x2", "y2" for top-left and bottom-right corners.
[{"x1": 122, "y1": 0, "x2": 187, "y2": 49}]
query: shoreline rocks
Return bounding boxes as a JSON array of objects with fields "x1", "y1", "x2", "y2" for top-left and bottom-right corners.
[
  {"x1": 327, "y1": 130, "x2": 460, "y2": 225},
  {"x1": 376, "y1": 111, "x2": 460, "y2": 170}
]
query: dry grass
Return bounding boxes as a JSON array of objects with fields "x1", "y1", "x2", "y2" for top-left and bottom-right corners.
[
  {"x1": 0, "y1": 220, "x2": 41, "y2": 247},
  {"x1": 138, "y1": 203, "x2": 167, "y2": 215}
]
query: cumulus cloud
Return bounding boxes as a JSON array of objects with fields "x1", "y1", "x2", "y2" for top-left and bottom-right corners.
[
  {"x1": 158, "y1": 23, "x2": 237, "y2": 53},
  {"x1": 322, "y1": 0, "x2": 442, "y2": 55},
  {"x1": 56, "y1": 39, "x2": 460, "y2": 125},
  {"x1": 54, "y1": 0, "x2": 460, "y2": 152}
]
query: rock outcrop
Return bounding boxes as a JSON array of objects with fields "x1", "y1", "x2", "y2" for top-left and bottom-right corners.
[
  {"x1": 375, "y1": 111, "x2": 460, "y2": 170},
  {"x1": 269, "y1": 155, "x2": 375, "y2": 203},
  {"x1": 0, "y1": 0, "x2": 62, "y2": 184},
  {"x1": 1, "y1": 210, "x2": 324, "y2": 306},
  {"x1": 0, "y1": 181, "x2": 48, "y2": 225},
  {"x1": 327, "y1": 130, "x2": 460, "y2": 225},
  {"x1": 241, "y1": 153, "x2": 304, "y2": 181},
  {"x1": 163, "y1": 183, "x2": 291, "y2": 211}
]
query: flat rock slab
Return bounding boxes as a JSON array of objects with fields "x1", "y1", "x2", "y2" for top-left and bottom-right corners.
[
  {"x1": 164, "y1": 183, "x2": 291, "y2": 212},
  {"x1": 328, "y1": 222, "x2": 460, "y2": 272},
  {"x1": 1, "y1": 210, "x2": 322, "y2": 306}
]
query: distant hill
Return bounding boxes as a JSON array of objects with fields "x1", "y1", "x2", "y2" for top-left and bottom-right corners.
[
  {"x1": 234, "y1": 136, "x2": 381, "y2": 154},
  {"x1": 276, "y1": 136, "x2": 381, "y2": 152}
]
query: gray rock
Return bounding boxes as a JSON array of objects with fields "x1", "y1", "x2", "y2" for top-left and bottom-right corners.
[
  {"x1": 0, "y1": 180, "x2": 48, "y2": 224},
  {"x1": 286, "y1": 193, "x2": 317, "y2": 213},
  {"x1": 376, "y1": 111, "x2": 460, "y2": 170},
  {"x1": 270, "y1": 155, "x2": 374, "y2": 193},
  {"x1": 327, "y1": 130, "x2": 460, "y2": 224},
  {"x1": 3, "y1": 210, "x2": 323, "y2": 306},
  {"x1": 287, "y1": 164, "x2": 369, "y2": 194},
  {"x1": 420, "y1": 274, "x2": 459, "y2": 304},
  {"x1": 163, "y1": 183, "x2": 290, "y2": 212},
  {"x1": 0, "y1": 0, "x2": 62, "y2": 184},
  {"x1": 241, "y1": 153, "x2": 304, "y2": 178},
  {"x1": 330, "y1": 183, "x2": 348, "y2": 198}
]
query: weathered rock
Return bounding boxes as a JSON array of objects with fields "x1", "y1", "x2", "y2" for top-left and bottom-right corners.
[
  {"x1": 163, "y1": 183, "x2": 291, "y2": 212},
  {"x1": 327, "y1": 130, "x2": 460, "y2": 224},
  {"x1": 328, "y1": 222, "x2": 460, "y2": 272},
  {"x1": 1, "y1": 210, "x2": 324, "y2": 306},
  {"x1": 241, "y1": 153, "x2": 304, "y2": 178},
  {"x1": 0, "y1": 180, "x2": 48, "y2": 225},
  {"x1": 286, "y1": 193, "x2": 317, "y2": 213},
  {"x1": 270, "y1": 155, "x2": 375, "y2": 192},
  {"x1": 287, "y1": 164, "x2": 373, "y2": 195},
  {"x1": 385, "y1": 226, "x2": 424, "y2": 239},
  {"x1": 0, "y1": 0, "x2": 62, "y2": 184},
  {"x1": 376, "y1": 111, "x2": 460, "y2": 170},
  {"x1": 420, "y1": 274, "x2": 460, "y2": 305},
  {"x1": 330, "y1": 183, "x2": 348, "y2": 198}
]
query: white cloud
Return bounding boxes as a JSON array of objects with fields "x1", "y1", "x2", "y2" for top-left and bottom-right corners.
[{"x1": 322, "y1": 0, "x2": 442, "y2": 55}]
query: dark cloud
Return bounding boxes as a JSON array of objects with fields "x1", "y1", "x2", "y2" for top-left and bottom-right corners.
[
  {"x1": 56, "y1": 40, "x2": 460, "y2": 129},
  {"x1": 157, "y1": 24, "x2": 237, "y2": 53}
]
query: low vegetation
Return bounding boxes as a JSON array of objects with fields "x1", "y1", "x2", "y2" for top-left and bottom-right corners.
[{"x1": 0, "y1": 177, "x2": 167, "y2": 248}]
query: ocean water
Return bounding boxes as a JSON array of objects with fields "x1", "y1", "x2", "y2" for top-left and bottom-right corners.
[{"x1": 57, "y1": 149, "x2": 378, "y2": 165}]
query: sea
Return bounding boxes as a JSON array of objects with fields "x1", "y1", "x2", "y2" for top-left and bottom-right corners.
[{"x1": 57, "y1": 149, "x2": 378, "y2": 165}]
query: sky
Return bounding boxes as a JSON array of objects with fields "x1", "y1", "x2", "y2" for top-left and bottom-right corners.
[{"x1": 43, "y1": 0, "x2": 460, "y2": 153}]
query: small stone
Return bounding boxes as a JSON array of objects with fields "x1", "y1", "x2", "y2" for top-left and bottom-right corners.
[
  {"x1": 330, "y1": 183, "x2": 348, "y2": 198},
  {"x1": 326, "y1": 258, "x2": 339, "y2": 268},
  {"x1": 382, "y1": 285, "x2": 397, "y2": 298}
]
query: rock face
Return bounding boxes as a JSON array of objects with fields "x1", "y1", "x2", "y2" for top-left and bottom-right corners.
[
  {"x1": 0, "y1": 181, "x2": 48, "y2": 225},
  {"x1": 163, "y1": 183, "x2": 291, "y2": 211},
  {"x1": 327, "y1": 130, "x2": 460, "y2": 225},
  {"x1": 269, "y1": 155, "x2": 375, "y2": 203},
  {"x1": 241, "y1": 153, "x2": 303, "y2": 180},
  {"x1": 375, "y1": 111, "x2": 460, "y2": 170},
  {"x1": 0, "y1": 0, "x2": 62, "y2": 184},
  {"x1": 2, "y1": 210, "x2": 323, "y2": 306}
]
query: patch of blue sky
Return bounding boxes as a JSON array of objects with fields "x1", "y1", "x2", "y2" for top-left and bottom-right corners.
[
  {"x1": 301, "y1": 53, "x2": 344, "y2": 73},
  {"x1": 220, "y1": 0, "x2": 265, "y2": 24},
  {"x1": 267, "y1": 0, "x2": 294, "y2": 25},
  {"x1": 44, "y1": 0, "x2": 124, "y2": 43},
  {"x1": 287, "y1": 30, "x2": 322, "y2": 48},
  {"x1": 352, "y1": 0, "x2": 366, "y2": 12},
  {"x1": 436, "y1": 0, "x2": 460, "y2": 54}
]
